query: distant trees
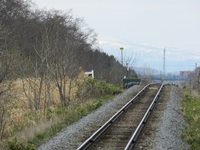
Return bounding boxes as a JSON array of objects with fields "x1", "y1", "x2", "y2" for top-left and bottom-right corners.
[
  {"x1": 1, "y1": 0, "x2": 137, "y2": 85},
  {"x1": 0, "y1": 0, "x2": 139, "y2": 140},
  {"x1": 0, "y1": 0, "x2": 137, "y2": 109}
]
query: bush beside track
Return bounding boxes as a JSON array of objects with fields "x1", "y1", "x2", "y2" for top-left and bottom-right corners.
[{"x1": 182, "y1": 86, "x2": 200, "y2": 150}]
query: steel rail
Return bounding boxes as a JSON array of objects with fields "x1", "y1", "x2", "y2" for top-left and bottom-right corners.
[
  {"x1": 124, "y1": 84, "x2": 164, "y2": 150},
  {"x1": 77, "y1": 84, "x2": 151, "y2": 150}
]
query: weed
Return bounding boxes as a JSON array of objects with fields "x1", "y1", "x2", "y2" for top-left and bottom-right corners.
[
  {"x1": 182, "y1": 88, "x2": 200, "y2": 150},
  {"x1": 76, "y1": 78, "x2": 122, "y2": 99},
  {"x1": 9, "y1": 137, "x2": 35, "y2": 150},
  {"x1": 3, "y1": 77, "x2": 122, "y2": 149}
]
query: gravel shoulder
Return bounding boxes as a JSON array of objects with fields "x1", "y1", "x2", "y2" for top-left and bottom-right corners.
[
  {"x1": 38, "y1": 85, "x2": 190, "y2": 150},
  {"x1": 152, "y1": 85, "x2": 190, "y2": 150},
  {"x1": 38, "y1": 85, "x2": 142, "y2": 150}
]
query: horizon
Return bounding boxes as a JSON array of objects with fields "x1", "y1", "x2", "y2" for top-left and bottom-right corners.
[
  {"x1": 32, "y1": 0, "x2": 200, "y2": 73},
  {"x1": 97, "y1": 36, "x2": 197, "y2": 74}
]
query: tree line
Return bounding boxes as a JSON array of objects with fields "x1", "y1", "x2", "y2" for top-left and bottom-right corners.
[
  {"x1": 0, "y1": 0, "x2": 137, "y2": 85},
  {"x1": 0, "y1": 0, "x2": 137, "y2": 139}
]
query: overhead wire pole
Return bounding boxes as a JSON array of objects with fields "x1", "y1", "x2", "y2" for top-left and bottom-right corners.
[
  {"x1": 163, "y1": 47, "x2": 166, "y2": 83},
  {"x1": 120, "y1": 47, "x2": 124, "y2": 66},
  {"x1": 120, "y1": 47, "x2": 124, "y2": 83}
]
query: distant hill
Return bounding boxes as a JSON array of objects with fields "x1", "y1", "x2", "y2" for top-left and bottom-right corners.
[{"x1": 97, "y1": 36, "x2": 196, "y2": 73}]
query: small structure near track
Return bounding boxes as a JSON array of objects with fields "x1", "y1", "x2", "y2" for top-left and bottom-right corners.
[
  {"x1": 85, "y1": 70, "x2": 94, "y2": 78},
  {"x1": 123, "y1": 78, "x2": 141, "y2": 88}
]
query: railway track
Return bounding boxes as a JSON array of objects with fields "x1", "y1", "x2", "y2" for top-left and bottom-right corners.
[{"x1": 77, "y1": 83, "x2": 164, "y2": 150}]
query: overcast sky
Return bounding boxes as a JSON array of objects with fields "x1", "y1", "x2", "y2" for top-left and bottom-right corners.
[{"x1": 32, "y1": 0, "x2": 200, "y2": 72}]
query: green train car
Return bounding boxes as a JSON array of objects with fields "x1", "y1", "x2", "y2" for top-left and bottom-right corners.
[{"x1": 123, "y1": 78, "x2": 141, "y2": 88}]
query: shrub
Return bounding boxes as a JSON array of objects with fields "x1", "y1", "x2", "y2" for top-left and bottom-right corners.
[
  {"x1": 182, "y1": 90, "x2": 200, "y2": 150},
  {"x1": 76, "y1": 78, "x2": 122, "y2": 99},
  {"x1": 9, "y1": 137, "x2": 35, "y2": 150}
]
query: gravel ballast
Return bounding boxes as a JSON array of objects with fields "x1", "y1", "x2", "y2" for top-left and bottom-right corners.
[
  {"x1": 152, "y1": 86, "x2": 190, "y2": 150},
  {"x1": 38, "y1": 85, "x2": 141, "y2": 150},
  {"x1": 38, "y1": 84, "x2": 190, "y2": 150}
]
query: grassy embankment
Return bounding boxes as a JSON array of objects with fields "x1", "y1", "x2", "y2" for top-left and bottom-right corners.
[
  {"x1": 182, "y1": 86, "x2": 200, "y2": 150},
  {"x1": 1, "y1": 76, "x2": 122, "y2": 150}
]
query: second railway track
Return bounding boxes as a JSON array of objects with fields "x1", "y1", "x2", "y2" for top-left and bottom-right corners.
[{"x1": 77, "y1": 83, "x2": 164, "y2": 150}]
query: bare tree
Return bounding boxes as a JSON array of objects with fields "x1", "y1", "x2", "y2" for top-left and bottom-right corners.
[
  {"x1": 53, "y1": 37, "x2": 80, "y2": 106},
  {"x1": 20, "y1": 11, "x2": 59, "y2": 111},
  {"x1": 0, "y1": 20, "x2": 19, "y2": 139},
  {"x1": 124, "y1": 53, "x2": 138, "y2": 78}
]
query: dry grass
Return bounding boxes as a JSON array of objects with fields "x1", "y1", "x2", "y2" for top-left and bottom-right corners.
[
  {"x1": 0, "y1": 72, "x2": 87, "y2": 148},
  {"x1": 15, "y1": 115, "x2": 62, "y2": 143},
  {"x1": 0, "y1": 72, "x2": 121, "y2": 149}
]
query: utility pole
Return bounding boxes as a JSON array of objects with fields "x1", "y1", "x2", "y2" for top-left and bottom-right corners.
[
  {"x1": 163, "y1": 48, "x2": 166, "y2": 75},
  {"x1": 120, "y1": 47, "x2": 124, "y2": 79},
  {"x1": 163, "y1": 47, "x2": 166, "y2": 82},
  {"x1": 120, "y1": 47, "x2": 124, "y2": 66}
]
